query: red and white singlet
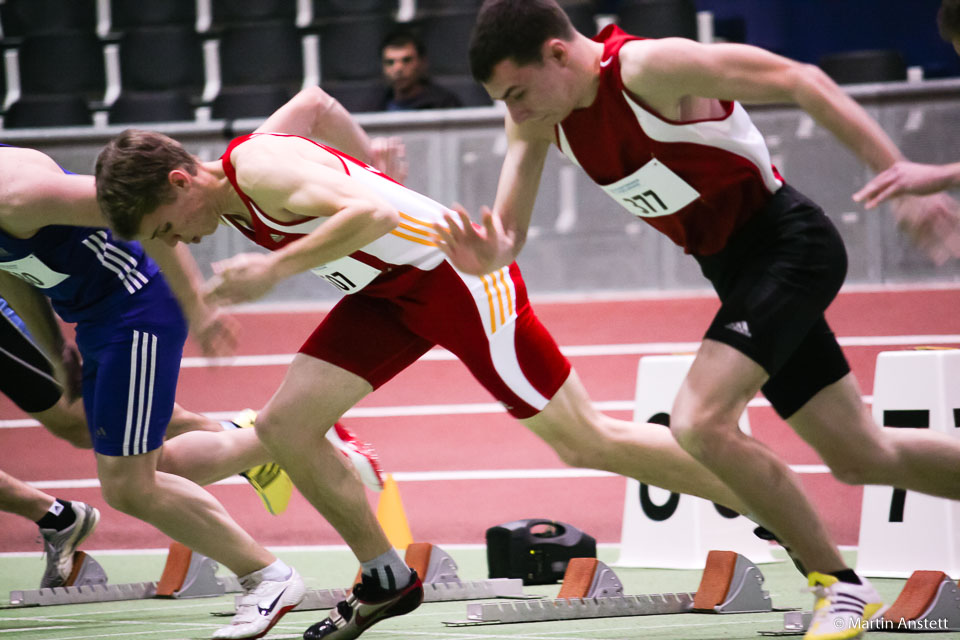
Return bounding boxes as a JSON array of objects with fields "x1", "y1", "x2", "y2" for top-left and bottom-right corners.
[
  {"x1": 556, "y1": 25, "x2": 784, "y2": 256},
  {"x1": 218, "y1": 133, "x2": 570, "y2": 418}
]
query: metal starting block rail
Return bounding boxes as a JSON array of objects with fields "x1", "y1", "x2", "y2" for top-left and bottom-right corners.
[
  {"x1": 8, "y1": 543, "x2": 241, "y2": 607},
  {"x1": 761, "y1": 570, "x2": 960, "y2": 636},
  {"x1": 292, "y1": 542, "x2": 532, "y2": 612},
  {"x1": 445, "y1": 549, "x2": 772, "y2": 626}
]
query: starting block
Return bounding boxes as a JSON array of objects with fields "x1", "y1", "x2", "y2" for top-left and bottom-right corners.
[
  {"x1": 444, "y1": 549, "x2": 772, "y2": 626},
  {"x1": 293, "y1": 542, "x2": 531, "y2": 612},
  {"x1": 762, "y1": 570, "x2": 960, "y2": 635},
  {"x1": 882, "y1": 571, "x2": 960, "y2": 631},
  {"x1": 9, "y1": 542, "x2": 241, "y2": 607}
]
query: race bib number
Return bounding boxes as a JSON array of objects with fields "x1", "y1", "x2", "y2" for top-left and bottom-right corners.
[
  {"x1": 0, "y1": 254, "x2": 69, "y2": 288},
  {"x1": 310, "y1": 256, "x2": 381, "y2": 293},
  {"x1": 602, "y1": 158, "x2": 700, "y2": 218}
]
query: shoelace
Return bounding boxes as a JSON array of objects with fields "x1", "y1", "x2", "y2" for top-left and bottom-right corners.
[
  {"x1": 245, "y1": 463, "x2": 283, "y2": 487},
  {"x1": 327, "y1": 595, "x2": 356, "y2": 628},
  {"x1": 231, "y1": 594, "x2": 263, "y2": 624},
  {"x1": 806, "y1": 584, "x2": 866, "y2": 618}
]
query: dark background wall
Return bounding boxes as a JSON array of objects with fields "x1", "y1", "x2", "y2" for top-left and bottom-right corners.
[{"x1": 693, "y1": 0, "x2": 960, "y2": 78}]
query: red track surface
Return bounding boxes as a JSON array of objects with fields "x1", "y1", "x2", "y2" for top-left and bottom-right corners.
[{"x1": 1, "y1": 287, "x2": 958, "y2": 553}]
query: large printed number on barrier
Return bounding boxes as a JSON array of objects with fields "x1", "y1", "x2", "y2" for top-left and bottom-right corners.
[
  {"x1": 638, "y1": 412, "x2": 739, "y2": 521},
  {"x1": 882, "y1": 409, "x2": 929, "y2": 522}
]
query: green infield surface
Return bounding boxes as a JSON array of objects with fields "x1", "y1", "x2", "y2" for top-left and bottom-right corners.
[{"x1": 0, "y1": 547, "x2": 940, "y2": 640}]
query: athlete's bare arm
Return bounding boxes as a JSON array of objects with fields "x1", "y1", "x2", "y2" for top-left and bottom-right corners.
[
  {"x1": 854, "y1": 160, "x2": 960, "y2": 208},
  {"x1": 620, "y1": 38, "x2": 960, "y2": 262},
  {"x1": 255, "y1": 87, "x2": 408, "y2": 182},
  {"x1": 0, "y1": 270, "x2": 66, "y2": 367},
  {"x1": 436, "y1": 116, "x2": 553, "y2": 276},
  {"x1": 0, "y1": 149, "x2": 105, "y2": 237},
  {"x1": 142, "y1": 240, "x2": 239, "y2": 356},
  {"x1": 204, "y1": 135, "x2": 400, "y2": 304},
  {"x1": 618, "y1": 38, "x2": 902, "y2": 173}
]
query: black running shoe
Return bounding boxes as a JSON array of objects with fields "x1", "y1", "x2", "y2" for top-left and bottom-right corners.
[{"x1": 303, "y1": 570, "x2": 423, "y2": 639}]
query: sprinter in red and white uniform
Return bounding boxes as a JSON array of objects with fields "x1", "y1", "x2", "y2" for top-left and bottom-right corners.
[
  {"x1": 94, "y1": 95, "x2": 748, "y2": 639},
  {"x1": 443, "y1": 2, "x2": 960, "y2": 639}
]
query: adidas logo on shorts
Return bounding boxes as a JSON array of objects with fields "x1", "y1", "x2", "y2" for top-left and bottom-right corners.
[{"x1": 724, "y1": 320, "x2": 752, "y2": 338}]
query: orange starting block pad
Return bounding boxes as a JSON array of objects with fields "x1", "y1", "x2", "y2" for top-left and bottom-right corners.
[
  {"x1": 761, "y1": 570, "x2": 960, "y2": 636},
  {"x1": 293, "y1": 542, "x2": 532, "y2": 611},
  {"x1": 8, "y1": 542, "x2": 241, "y2": 607},
  {"x1": 444, "y1": 549, "x2": 772, "y2": 626}
]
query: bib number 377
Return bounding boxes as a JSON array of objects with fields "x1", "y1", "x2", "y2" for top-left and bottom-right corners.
[{"x1": 603, "y1": 158, "x2": 700, "y2": 218}]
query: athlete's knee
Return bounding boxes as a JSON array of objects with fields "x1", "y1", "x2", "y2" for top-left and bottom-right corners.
[
  {"x1": 99, "y1": 475, "x2": 148, "y2": 515},
  {"x1": 668, "y1": 402, "x2": 736, "y2": 460},
  {"x1": 540, "y1": 418, "x2": 622, "y2": 470},
  {"x1": 552, "y1": 438, "x2": 603, "y2": 469},
  {"x1": 822, "y1": 442, "x2": 897, "y2": 485},
  {"x1": 255, "y1": 404, "x2": 332, "y2": 451}
]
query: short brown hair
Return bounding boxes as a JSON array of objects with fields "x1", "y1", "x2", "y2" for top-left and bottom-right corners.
[
  {"x1": 469, "y1": 0, "x2": 575, "y2": 83},
  {"x1": 95, "y1": 129, "x2": 197, "y2": 240},
  {"x1": 940, "y1": 0, "x2": 960, "y2": 41}
]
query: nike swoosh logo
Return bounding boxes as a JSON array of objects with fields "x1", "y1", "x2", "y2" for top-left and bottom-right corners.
[
  {"x1": 258, "y1": 588, "x2": 286, "y2": 616},
  {"x1": 354, "y1": 608, "x2": 388, "y2": 629},
  {"x1": 600, "y1": 56, "x2": 613, "y2": 67}
]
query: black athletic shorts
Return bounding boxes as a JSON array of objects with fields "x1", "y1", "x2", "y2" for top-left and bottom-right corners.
[
  {"x1": 0, "y1": 297, "x2": 63, "y2": 413},
  {"x1": 694, "y1": 184, "x2": 851, "y2": 419}
]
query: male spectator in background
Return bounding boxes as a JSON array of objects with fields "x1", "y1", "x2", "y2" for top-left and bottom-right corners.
[{"x1": 368, "y1": 27, "x2": 462, "y2": 111}]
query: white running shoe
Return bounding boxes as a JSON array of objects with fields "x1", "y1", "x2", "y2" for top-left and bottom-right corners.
[
  {"x1": 804, "y1": 572, "x2": 885, "y2": 640},
  {"x1": 39, "y1": 501, "x2": 100, "y2": 588},
  {"x1": 213, "y1": 568, "x2": 305, "y2": 640},
  {"x1": 326, "y1": 423, "x2": 385, "y2": 492}
]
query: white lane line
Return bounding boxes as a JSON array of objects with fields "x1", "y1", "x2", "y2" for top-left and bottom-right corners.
[
  {"x1": 175, "y1": 334, "x2": 960, "y2": 368},
  {"x1": 22, "y1": 464, "x2": 833, "y2": 492},
  {"x1": 0, "y1": 394, "x2": 875, "y2": 428}
]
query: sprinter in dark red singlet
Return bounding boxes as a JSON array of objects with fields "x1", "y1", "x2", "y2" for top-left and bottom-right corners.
[{"x1": 440, "y1": 3, "x2": 960, "y2": 638}]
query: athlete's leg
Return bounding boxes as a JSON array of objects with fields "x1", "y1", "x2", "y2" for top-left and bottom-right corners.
[
  {"x1": 790, "y1": 372, "x2": 960, "y2": 498},
  {"x1": 0, "y1": 469, "x2": 56, "y2": 520},
  {"x1": 31, "y1": 396, "x2": 90, "y2": 449},
  {"x1": 669, "y1": 338, "x2": 847, "y2": 573},
  {"x1": 521, "y1": 369, "x2": 747, "y2": 513},
  {"x1": 0, "y1": 295, "x2": 91, "y2": 448},
  {"x1": 96, "y1": 448, "x2": 275, "y2": 576},
  {"x1": 157, "y1": 425, "x2": 269, "y2": 485},
  {"x1": 254, "y1": 354, "x2": 391, "y2": 561},
  {"x1": 165, "y1": 403, "x2": 223, "y2": 438}
]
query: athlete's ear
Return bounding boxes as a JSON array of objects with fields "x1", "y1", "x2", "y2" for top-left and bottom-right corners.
[
  {"x1": 544, "y1": 38, "x2": 569, "y2": 66},
  {"x1": 168, "y1": 168, "x2": 191, "y2": 190}
]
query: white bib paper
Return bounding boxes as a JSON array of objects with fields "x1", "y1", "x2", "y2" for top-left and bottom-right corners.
[
  {"x1": 310, "y1": 256, "x2": 381, "y2": 294},
  {"x1": 0, "y1": 254, "x2": 70, "y2": 289},
  {"x1": 602, "y1": 158, "x2": 700, "y2": 218}
]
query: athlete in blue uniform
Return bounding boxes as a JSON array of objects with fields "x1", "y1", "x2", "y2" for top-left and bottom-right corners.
[
  {"x1": 0, "y1": 147, "x2": 310, "y2": 640},
  {"x1": 0, "y1": 87, "x2": 405, "y2": 639}
]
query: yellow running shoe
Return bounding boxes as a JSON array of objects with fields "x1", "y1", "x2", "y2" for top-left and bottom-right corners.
[
  {"x1": 804, "y1": 572, "x2": 885, "y2": 640},
  {"x1": 231, "y1": 409, "x2": 294, "y2": 516}
]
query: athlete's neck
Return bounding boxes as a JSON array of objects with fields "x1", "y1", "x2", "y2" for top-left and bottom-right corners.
[{"x1": 572, "y1": 35, "x2": 605, "y2": 110}]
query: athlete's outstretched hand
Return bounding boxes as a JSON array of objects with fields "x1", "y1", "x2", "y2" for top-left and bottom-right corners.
[
  {"x1": 890, "y1": 192, "x2": 960, "y2": 265},
  {"x1": 370, "y1": 136, "x2": 408, "y2": 183},
  {"x1": 190, "y1": 305, "x2": 240, "y2": 358},
  {"x1": 204, "y1": 252, "x2": 279, "y2": 305},
  {"x1": 435, "y1": 203, "x2": 514, "y2": 276},
  {"x1": 854, "y1": 161, "x2": 960, "y2": 209}
]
